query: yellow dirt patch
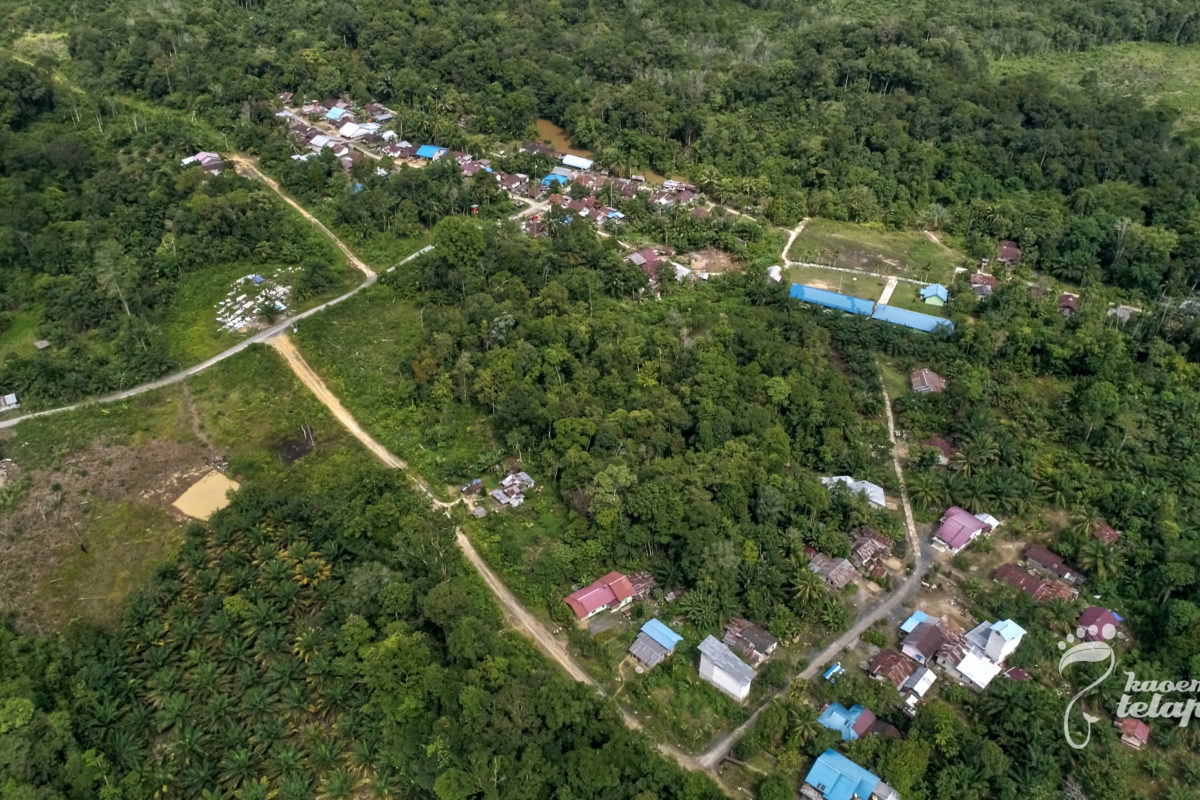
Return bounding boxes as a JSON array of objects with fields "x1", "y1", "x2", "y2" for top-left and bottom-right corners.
[{"x1": 172, "y1": 470, "x2": 240, "y2": 519}]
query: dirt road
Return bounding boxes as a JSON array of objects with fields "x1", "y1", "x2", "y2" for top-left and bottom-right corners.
[{"x1": 698, "y1": 370, "x2": 930, "y2": 769}]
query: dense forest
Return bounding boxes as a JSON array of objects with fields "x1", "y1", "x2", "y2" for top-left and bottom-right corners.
[{"x1": 0, "y1": 470, "x2": 723, "y2": 800}]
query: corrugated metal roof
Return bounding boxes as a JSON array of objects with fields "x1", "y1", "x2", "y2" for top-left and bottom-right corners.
[
  {"x1": 698, "y1": 635, "x2": 755, "y2": 685},
  {"x1": 900, "y1": 610, "x2": 930, "y2": 633},
  {"x1": 415, "y1": 144, "x2": 445, "y2": 159},
  {"x1": 871, "y1": 303, "x2": 954, "y2": 332},
  {"x1": 629, "y1": 633, "x2": 668, "y2": 668},
  {"x1": 789, "y1": 284, "x2": 876, "y2": 316},
  {"x1": 641, "y1": 618, "x2": 682, "y2": 652},
  {"x1": 920, "y1": 283, "x2": 949, "y2": 301},
  {"x1": 803, "y1": 749, "x2": 883, "y2": 800}
]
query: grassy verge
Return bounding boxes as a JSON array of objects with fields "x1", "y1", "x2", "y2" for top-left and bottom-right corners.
[
  {"x1": 784, "y1": 264, "x2": 888, "y2": 300},
  {"x1": 791, "y1": 219, "x2": 966, "y2": 284}
]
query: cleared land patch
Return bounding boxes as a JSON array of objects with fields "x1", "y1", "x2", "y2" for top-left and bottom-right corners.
[{"x1": 789, "y1": 219, "x2": 967, "y2": 285}]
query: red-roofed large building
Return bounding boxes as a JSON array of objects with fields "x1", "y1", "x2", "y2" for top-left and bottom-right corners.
[
  {"x1": 564, "y1": 571, "x2": 634, "y2": 619},
  {"x1": 933, "y1": 507, "x2": 991, "y2": 553}
]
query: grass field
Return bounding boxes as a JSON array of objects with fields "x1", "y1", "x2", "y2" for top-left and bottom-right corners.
[
  {"x1": 879, "y1": 360, "x2": 910, "y2": 399},
  {"x1": 784, "y1": 264, "x2": 888, "y2": 300},
  {"x1": 0, "y1": 310, "x2": 39, "y2": 362},
  {"x1": 0, "y1": 345, "x2": 357, "y2": 631},
  {"x1": 790, "y1": 219, "x2": 967, "y2": 285},
  {"x1": 990, "y1": 42, "x2": 1200, "y2": 141}
]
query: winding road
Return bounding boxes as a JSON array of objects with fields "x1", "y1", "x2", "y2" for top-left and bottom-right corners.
[{"x1": 4, "y1": 157, "x2": 933, "y2": 792}]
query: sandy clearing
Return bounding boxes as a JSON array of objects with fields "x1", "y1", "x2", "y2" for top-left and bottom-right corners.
[{"x1": 172, "y1": 470, "x2": 240, "y2": 519}]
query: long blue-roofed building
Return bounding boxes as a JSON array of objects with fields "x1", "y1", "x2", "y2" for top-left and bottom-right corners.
[
  {"x1": 870, "y1": 304, "x2": 954, "y2": 333},
  {"x1": 789, "y1": 284, "x2": 876, "y2": 316},
  {"x1": 802, "y1": 749, "x2": 899, "y2": 800}
]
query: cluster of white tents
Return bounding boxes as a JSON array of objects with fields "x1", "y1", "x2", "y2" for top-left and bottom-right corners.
[{"x1": 214, "y1": 274, "x2": 291, "y2": 333}]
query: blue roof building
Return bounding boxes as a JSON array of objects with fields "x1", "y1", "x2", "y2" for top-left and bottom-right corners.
[
  {"x1": 920, "y1": 283, "x2": 948, "y2": 303},
  {"x1": 822, "y1": 662, "x2": 845, "y2": 683},
  {"x1": 640, "y1": 618, "x2": 683, "y2": 652},
  {"x1": 900, "y1": 610, "x2": 930, "y2": 633},
  {"x1": 324, "y1": 107, "x2": 347, "y2": 121},
  {"x1": 789, "y1": 284, "x2": 876, "y2": 316},
  {"x1": 541, "y1": 174, "x2": 569, "y2": 187},
  {"x1": 817, "y1": 703, "x2": 877, "y2": 741},
  {"x1": 415, "y1": 144, "x2": 447, "y2": 159},
  {"x1": 871, "y1": 304, "x2": 954, "y2": 333},
  {"x1": 803, "y1": 749, "x2": 899, "y2": 800}
]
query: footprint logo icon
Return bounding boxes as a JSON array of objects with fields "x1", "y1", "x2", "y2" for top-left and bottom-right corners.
[{"x1": 1058, "y1": 624, "x2": 1118, "y2": 750}]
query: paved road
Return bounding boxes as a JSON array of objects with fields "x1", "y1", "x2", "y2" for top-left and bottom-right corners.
[{"x1": 696, "y1": 373, "x2": 930, "y2": 770}]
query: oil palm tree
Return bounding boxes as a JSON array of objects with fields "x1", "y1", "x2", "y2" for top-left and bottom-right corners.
[
  {"x1": 791, "y1": 569, "x2": 824, "y2": 608},
  {"x1": 906, "y1": 472, "x2": 945, "y2": 511},
  {"x1": 1078, "y1": 540, "x2": 1123, "y2": 582}
]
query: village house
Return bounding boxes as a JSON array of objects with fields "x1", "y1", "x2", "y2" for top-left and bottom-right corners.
[
  {"x1": 899, "y1": 666, "x2": 937, "y2": 716},
  {"x1": 920, "y1": 435, "x2": 957, "y2": 465},
  {"x1": 1093, "y1": 519, "x2": 1122, "y2": 544},
  {"x1": 698, "y1": 635, "x2": 756, "y2": 702},
  {"x1": 920, "y1": 283, "x2": 948, "y2": 306},
  {"x1": 1117, "y1": 717, "x2": 1150, "y2": 749},
  {"x1": 992, "y1": 563, "x2": 1075, "y2": 604},
  {"x1": 848, "y1": 526, "x2": 892, "y2": 567},
  {"x1": 625, "y1": 248, "x2": 661, "y2": 281},
  {"x1": 628, "y1": 570, "x2": 658, "y2": 599},
  {"x1": 969, "y1": 272, "x2": 999, "y2": 297},
  {"x1": 869, "y1": 650, "x2": 917, "y2": 690},
  {"x1": 1058, "y1": 292, "x2": 1079, "y2": 317},
  {"x1": 901, "y1": 616, "x2": 965, "y2": 665},
  {"x1": 1023, "y1": 543, "x2": 1083, "y2": 584},
  {"x1": 997, "y1": 239, "x2": 1022, "y2": 267},
  {"x1": 936, "y1": 619, "x2": 1025, "y2": 692},
  {"x1": 802, "y1": 749, "x2": 899, "y2": 800},
  {"x1": 1109, "y1": 304, "x2": 1139, "y2": 323},
  {"x1": 181, "y1": 151, "x2": 222, "y2": 174},
  {"x1": 821, "y1": 475, "x2": 886, "y2": 508},
  {"x1": 808, "y1": 551, "x2": 860, "y2": 590},
  {"x1": 488, "y1": 471, "x2": 534, "y2": 508},
  {"x1": 628, "y1": 618, "x2": 683, "y2": 669},
  {"x1": 1078, "y1": 606, "x2": 1123, "y2": 641},
  {"x1": 362, "y1": 102, "x2": 393, "y2": 122},
  {"x1": 910, "y1": 368, "x2": 946, "y2": 394},
  {"x1": 817, "y1": 703, "x2": 877, "y2": 741},
  {"x1": 722, "y1": 617, "x2": 779, "y2": 668},
  {"x1": 932, "y1": 506, "x2": 994, "y2": 553},
  {"x1": 520, "y1": 140, "x2": 556, "y2": 158},
  {"x1": 563, "y1": 571, "x2": 634, "y2": 620}
]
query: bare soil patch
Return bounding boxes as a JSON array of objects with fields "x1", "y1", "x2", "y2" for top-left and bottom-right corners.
[
  {"x1": 172, "y1": 470, "x2": 240, "y2": 519},
  {"x1": 688, "y1": 248, "x2": 738, "y2": 276}
]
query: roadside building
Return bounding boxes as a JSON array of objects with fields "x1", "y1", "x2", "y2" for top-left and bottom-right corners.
[
  {"x1": 801, "y1": 749, "x2": 899, "y2": 800},
  {"x1": 722, "y1": 617, "x2": 778, "y2": 668},
  {"x1": 848, "y1": 526, "x2": 892, "y2": 567},
  {"x1": 808, "y1": 552, "x2": 860, "y2": 590},
  {"x1": 698, "y1": 635, "x2": 756, "y2": 702},
  {"x1": 563, "y1": 572, "x2": 634, "y2": 620},
  {"x1": 0, "y1": 393, "x2": 18, "y2": 411},
  {"x1": 869, "y1": 650, "x2": 917, "y2": 690},
  {"x1": 932, "y1": 506, "x2": 992, "y2": 553},
  {"x1": 628, "y1": 618, "x2": 683, "y2": 669}
]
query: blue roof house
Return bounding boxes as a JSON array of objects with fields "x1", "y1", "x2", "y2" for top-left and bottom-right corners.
[
  {"x1": 541, "y1": 174, "x2": 569, "y2": 188},
  {"x1": 789, "y1": 284, "x2": 876, "y2": 316},
  {"x1": 817, "y1": 703, "x2": 877, "y2": 741},
  {"x1": 900, "y1": 610, "x2": 930, "y2": 633},
  {"x1": 920, "y1": 283, "x2": 948, "y2": 306},
  {"x1": 803, "y1": 749, "x2": 899, "y2": 800},
  {"x1": 871, "y1": 304, "x2": 954, "y2": 333},
  {"x1": 324, "y1": 107, "x2": 347, "y2": 122},
  {"x1": 640, "y1": 618, "x2": 683, "y2": 652},
  {"x1": 415, "y1": 144, "x2": 447, "y2": 160}
]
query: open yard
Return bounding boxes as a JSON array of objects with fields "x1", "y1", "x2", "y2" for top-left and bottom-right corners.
[
  {"x1": 0, "y1": 346, "x2": 357, "y2": 631},
  {"x1": 991, "y1": 42, "x2": 1200, "y2": 142},
  {"x1": 784, "y1": 264, "x2": 888, "y2": 300},
  {"x1": 790, "y1": 219, "x2": 967, "y2": 285},
  {"x1": 0, "y1": 310, "x2": 39, "y2": 363}
]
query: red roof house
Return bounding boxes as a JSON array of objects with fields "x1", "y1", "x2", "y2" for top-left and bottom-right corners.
[
  {"x1": 564, "y1": 572, "x2": 634, "y2": 619},
  {"x1": 934, "y1": 507, "x2": 990, "y2": 552},
  {"x1": 997, "y1": 240, "x2": 1022, "y2": 266},
  {"x1": 869, "y1": 650, "x2": 918, "y2": 689},
  {"x1": 1117, "y1": 717, "x2": 1150, "y2": 749},
  {"x1": 1078, "y1": 606, "x2": 1123, "y2": 642},
  {"x1": 993, "y1": 563, "x2": 1074, "y2": 604},
  {"x1": 1024, "y1": 544, "x2": 1083, "y2": 583},
  {"x1": 920, "y1": 436, "x2": 957, "y2": 465}
]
